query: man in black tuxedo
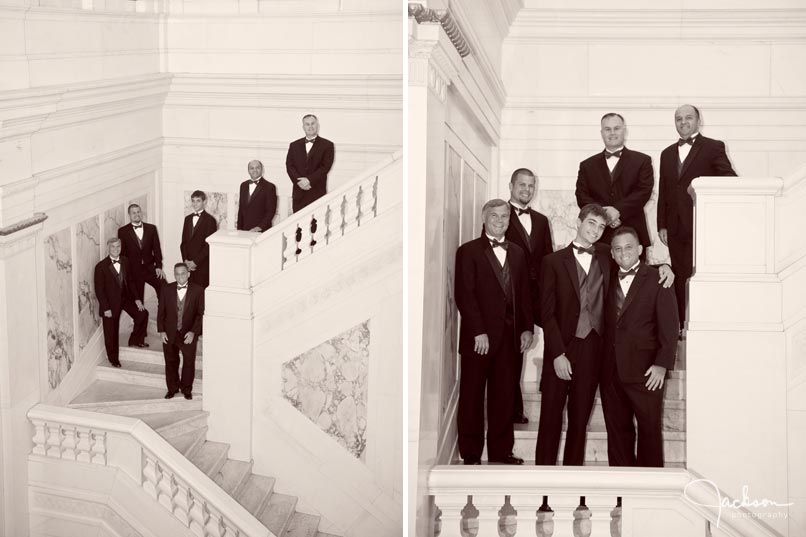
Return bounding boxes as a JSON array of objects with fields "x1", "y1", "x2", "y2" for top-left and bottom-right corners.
[
  {"x1": 658, "y1": 104, "x2": 736, "y2": 326},
  {"x1": 285, "y1": 114, "x2": 335, "y2": 212},
  {"x1": 93, "y1": 238, "x2": 149, "y2": 366},
  {"x1": 576, "y1": 113, "x2": 654, "y2": 257},
  {"x1": 535, "y1": 204, "x2": 610, "y2": 466},
  {"x1": 504, "y1": 168, "x2": 553, "y2": 424},
  {"x1": 157, "y1": 263, "x2": 204, "y2": 400},
  {"x1": 237, "y1": 160, "x2": 278, "y2": 232},
  {"x1": 455, "y1": 199, "x2": 533, "y2": 465},
  {"x1": 180, "y1": 190, "x2": 218, "y2": 288},
  {"x1": 118, "y1": 203, "x2": 165, "y2": 307},
  {"x1": 602, "y1": 227, "x2": 679, "y2": 467}
]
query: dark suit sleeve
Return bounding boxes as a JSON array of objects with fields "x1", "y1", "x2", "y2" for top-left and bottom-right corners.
[
  {"x1": 657, "y1": 153, "x2": 668, "y2": 231},
  {"x1": 540, "y1": 257, "x2": 565, "y2": 361},
  {"x1": 236, "y1": 183, "x2": 245, "y2": 230},
  {"x1": 575, "y1": 161, "x2": 596, "y2": 208},
  {"x1": 713, "y1": 140, "x2": 737, "y2": 176},
  {"x1": 654, "y1": 284, "x2": 679, "y2": 370},
  {"x1": 152, "y1": 225, "x2": 163, "y2": 269},
  {"x1": 180, "y1": 218, "x2": 189, "y2": 260},
  {"x1": 117, "y1": 228, "x2": 128, "y2": 259},
  {"x1": 191, "y1": 288, "x2": 204, "y2": 335},
  {"x1": 308, "y1": 141, "x2": 335, "y2": 186},
  {"x1": 613, "y1": 155, "x2": 654, "y2": 218},
  {"x1": 454, "y1": 246, "x2": 486, "y2": 338},
  {"x1": 124, "y1": 259, "x2": 142, "y2": 301},
  {"x1": 515, "y1": 249, "x2": 533, "y2": 333},
  {"x1": 259, "y1": 183, "x2": 277, "y2": 231},
  {"x1": 157, "y1": 287, "x2": 167, "y2": 333},
  {"x1": 194, "y1": 217, "x2": 217, "y2": 264},
  {"x1": 286, "y1": 143, "x2": 301, "y2": 182},
  {"x1": 95, "y1": 264, "x2": 109, "y2": 313}
]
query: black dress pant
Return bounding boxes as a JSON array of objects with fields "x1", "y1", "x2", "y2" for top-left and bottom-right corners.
[
  {"x1": 458, "y1": 326, "x2": 516, "y2": 462},
  {"x1": 189, "y1": 265, "x2": 209, "y2": 289},
  {"x1": 133, "y1": 265, "x2": 163, "y2": 303},
  {"x1": 667, "y1": 235, "x2": 693, "y2": 326},
  {"x1": 535, "y1": 331, "x2": 602, "y2": 466},
  {"x1": 163, "y1": 331, "x2": 198, "y2": 394},
  {"x1": 600, "y1": 376, "x2": 665, "y2": 467},
  {"x1": 102, "y1": 301, "x2": 148, "y2": 363}
]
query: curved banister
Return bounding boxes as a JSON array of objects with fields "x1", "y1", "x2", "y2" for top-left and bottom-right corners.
[{"x1": 28, "y1": 403, "x2": 273, "y2": 537}]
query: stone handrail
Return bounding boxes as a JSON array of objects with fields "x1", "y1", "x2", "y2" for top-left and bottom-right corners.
[
  {"x1": 429, "y1": 466, "x2": 782, "y2": 537},
  {"x1": 28, "y1": 403, "x2": 273, "y2": 537}
]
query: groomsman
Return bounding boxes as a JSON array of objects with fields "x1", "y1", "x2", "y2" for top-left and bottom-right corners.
[
  {"x1": 94, "y1": 238, "x2": 149, "y2": 366},
  {"x1": 237, "y1": 160, "x2": 278, "y2": 232},
  {"x1": 157, "y1": 263, "x2": 204, "y2": 400},
  {"x1": 180, "y1": 190, "x2": 218, "y2": 289},
  {"x1": 504, "y1": 168, "x2": 553, "y2": 424},
  {"x1": 455, "y1": 199, "x2": 533, "y2": 465},
  {"x1": 285, "y1": 114, "x2": 335, "y2": 212},
  {"x1": 657, "y1": 104, "x2": 736, "y2": 326},
  {"x1": 118, "y1": 203, "x2": 165, "y2": 306},
  {"x1": 575, "y1": 113, "x2": 654, "y2": 256},
  {"x1": 601, "y1": 227, "x2": 679, "y2": 467},
  {"x1": 536, "y1": 204, "x2": 610, "y2": 466}
]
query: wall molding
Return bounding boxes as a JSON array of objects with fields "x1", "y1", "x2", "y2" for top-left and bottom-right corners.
[{"x1": 503, "y1": 95, "x2": 806, "y2": 110}]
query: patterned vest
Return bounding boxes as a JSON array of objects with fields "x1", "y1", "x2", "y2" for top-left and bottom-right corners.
[{"x1": 575, "y1": 256, "x2": 604, "y2": 338}]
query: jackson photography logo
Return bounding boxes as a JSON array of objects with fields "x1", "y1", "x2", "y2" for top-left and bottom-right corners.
[{"x1": 683, "y1": 478, "x2": 793, "y2": 528}]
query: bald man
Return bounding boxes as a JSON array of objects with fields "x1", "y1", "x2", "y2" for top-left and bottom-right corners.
[
  {"x1": 237, "y1": 160, "x2": 278, "y2": 232},
  {"x1": 657, "y1": 105, "x2": 735, "y2": 328}
]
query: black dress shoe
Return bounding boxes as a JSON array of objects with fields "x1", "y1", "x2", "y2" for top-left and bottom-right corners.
[
  {"x1": 463, "y1": 458, "x2": 481, "y2": 465},
  {"x1": 164, "y1": 391, "x2": 177, "y2": 399},
  {"x1": 513, "y1": 415, "x2": 529, "y2": 424},
  {"x1": 108, "y1": 360, "x2": 122, "y2": 368},
  {"x1": 489, "y1": 454, "x2": 524, "y2": 465},
  {"x1": 129, "y1": 342, "x2": 149, "y2": 348},
  {"x1": 183, "y1": 392, "x2": 192, "y2": 400}
]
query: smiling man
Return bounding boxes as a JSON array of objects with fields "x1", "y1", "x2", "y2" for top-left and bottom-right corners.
[
  {"x1": 601, "y1": 227, "x2": 679, "y2": 467},
  {"x1": 535, "y1": 203, "x2": 610, "y2": 466},
  {"x1": 286, "y1": 114, "x2": 336, "y2": 213},
  {"x1": 657, "y1": 104, "x2": 736, "y2": 328},
  {"x1": 455, "y1": 199, "x2": 534, "y2": 465},
  {"x1": 237, "y1": 160, "x2": 277, "y2": 233}
]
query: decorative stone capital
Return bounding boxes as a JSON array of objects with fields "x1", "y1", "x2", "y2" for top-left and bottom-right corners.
[
  {"x1": 408, "y1": 16, "x2": 460, "y2": 102},
  {"x1": 408, "y1": 3, "x2": 471, "y2": 58},
  {"x1": 0, "y1": 212, "x2": 47, "y2": 259}
]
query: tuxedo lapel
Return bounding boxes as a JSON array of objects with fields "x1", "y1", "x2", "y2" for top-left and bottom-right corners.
[
  {"x1": 562, "y1": 247, "x2": 581, "y2": 301},
  {"x1": 596, "y1": 248, "x2": 610, "y2": 296},
  {"x1": 107, "y1": 260, "x2": 121, "y2": 287},
  {"x1": 679, "y1": 139, "x2": 703, "y2": 180},
  {"x1": 611, "y1": 150, "x2": 628, "y2": 184},
  {"x1": 247, "y1": 181, "x2": 262, "y2": 204},
  {"x1": 528, "y1": 212, "x2": 541, "y2": 251},
  {"x1": 483, "y1": 244, "x2": 507, "y2": 292},
  {"x1": 619, "y1": 264, "x2": 648, "y2": 318},
  {"x1": 509, "y1": 210, "x2": 531, "y2": 252}
]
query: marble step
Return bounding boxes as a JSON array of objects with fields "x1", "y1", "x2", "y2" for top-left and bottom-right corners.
[
  {"x1": 215, "y1": 459, "x2": 254, "y2": 497},
  {"x1": 167, "y1": 427, "x2": 208, "y2": 457},
  {"x1": 69, "y1": 380, "x2": 202, "y2": 415},
  {"x1": 119, "y1": 344, "x2": 203, "y2": 366},
  {"x1": 481, "y1": 430, "x2": 687, "y2": 465},
  {"x1": 285, "y1": 512, "x2": 322, "y2": 537},
  {"x1": 235, "y1": 474, "x2": 276, "y2": 515},
  {"x1": 96, "y1": 360, "x2": 203, "y2": 393},
  {"x1": 315, "y1": 533, "x2": 341, "y2": 537},
  {"x1": 259, "y1": 492, "x2": 298, "y2": 536},
  {"x1": 188, "y1": 440, "x2": 230, "y2": 477},
  {"x1": 134, "y1": 410, "x2": 208, "y2": 438}
]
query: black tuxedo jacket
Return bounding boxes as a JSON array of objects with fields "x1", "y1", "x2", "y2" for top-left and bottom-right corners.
[
  {"x1": 237, "y1": 178, "x2": 277, "y2": 232},
  {"x1": 540, "y1": 243, "x2": 612, "y2": 363},
  {"x1": 285, "y1": 136, "x2": 335, "y2": 209},
  {"x1": 603, "y1": 263, "x2": 678, "y2": 384},
  {"x1": 157, "y1": 282, "x2": 204, "y2": 343},
  {"x1": 180, "y1": 211, "x2": 218, "y2": 265},
  {"x1": 576, "y1": 147, "x2": 654, "y2": 247},
  {"x1": 658, "y1": 134, "x2": 736, "y2": 240},
  {"x1": 455, "y1": 237, "x2": 533, "y2": 357},
  {"x1": 94, "y1": 256, "x2": 141, "y2": 315},
  {"x1": 503, "y1": 205, "x2": 553, "y2": 325},
  {"x1": 118, "y1": 222, "x2": 163, "y2": 274}
]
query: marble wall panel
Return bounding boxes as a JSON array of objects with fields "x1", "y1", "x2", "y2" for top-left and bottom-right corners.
[
  {"x1": 184, "y1": 190, "x2": 228, "y2": 230},
  {"x1": 76, "y1": 216, "x2": 101, "y2": 351},
  {"x1": 103, "y1": 204, "x2": 126, "y2": 244},
  {"x1": 282, "y1": 320, "x2": 370, "y2": 459},
  {"x1": 44, "y1": 228, "x2": 74, "y2": 390}
]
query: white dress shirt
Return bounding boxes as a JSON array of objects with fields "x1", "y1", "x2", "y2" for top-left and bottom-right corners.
[
  {"x1": 305, "y1": 137, "x2": 316, "y2": 154},
  {"x1": 487, "y1": 234, "x2": 507, "y2": 266},
  {"x1": 678, "y1": 133, "x2": 699, "y2": 163},
  {"x1": 572, "y1": 242, "x2": 593, "y2": 274},
  {"x1": 177, "y1": 284, "x2": 188, "y2": 301},
  {"x1": 248, "y1": 179, "x2": 259, "y2": 196},
  {"x1": 110, "y1": 257, "x2": 121, "y2": 274},
  {"x1": 133, "y1": 224, "x2": 144, "y2": 241},
  {"x1": 618, "y1": 261, "x2": 641, "y2": 296},
  {"x1": 605, "y1": 146, "x2": 624, "y2": 174},
  {"x1": 510, "y1": 202, "x2": 532, "y2": 236}
]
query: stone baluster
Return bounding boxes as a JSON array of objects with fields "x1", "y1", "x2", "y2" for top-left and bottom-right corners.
[
  {"x1": 45, "y1": 423, "x2": 62, "y2": 458},
  {"x1": 76, "y1": 427, "x2": 92, "y2": 462},
  {"x1": 432, "y1": 494, "x2": 472, "y2": 537},
  {"x1": 142, "y1": 452, "x2": 160, "y2": 499},
  {"x1": 356, "y1": 176, "x2": 379, "y2": 227},
  {"x1": 548, "y1": 494, "x2": 583, "y2": 536},
  {"x1": 473, "y1": 494, "x2": 505, "y2": 535},
  {"x1": 61, "y1": 426, "x2": 78, "y2": 461},
  {"x1": 204, "y1": 509, "x2": 224, "y2": 537},
  {"x1": 572, "y1": 496, "x2": 592, "y2": 537},
  {"x1": 173, "y1": 479, "x2": 193, "y2": 526},
  {"x1": 341, "y1": 187, "x2": 361, "y2": 236},
  {"x1": 585, "y1": 495, "x2": 618, "y2": 536},
  {"x1": 188, "y1": 493, "x2": 208, "y2": 537},
  {"x1": 498, "y1": 495, "x2": 518, "y2": 537},
  {"x1": 323, "y1": 204, "x2": 334, "y2": 245},
  {"x1": 611, "y1": 497, "x2": 622, "y2": 537},
  {"x1": 535, "y1": 496, "x2": 555, "y2": 537},
  {"x1": 157, "y1": 466, "x2": 178, "y2": 512},
  {"x1": 459, "y1": 495, "x2": 479, "y2": 537},
  {"x1": 31, "y1": 420, "x2": 47, "y2": 456},
  {"x1": 90, "y1": 430, "x2": 106, "y2": 465}
]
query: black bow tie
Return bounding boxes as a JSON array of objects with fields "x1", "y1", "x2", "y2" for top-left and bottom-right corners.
[
  {"x1": 250, "y1": 180, "x2": 260, "y2": 185},
  {"x1": 512, "y1": 206, "x2": 529, "y2": 216},
  {"x1": 177, "y1": 285, "x2": 188, "y2": 290},
  {"x1": 574, "y1": 244, "x2": 595, "y2": 255},
  {"x1": 490, "y1": 239, "x2": 508, "y2": 250},
  {"x1": 618, "y1": 268, "x2": 638, "y2": 280},
  {"x1": 678, "y1": 137, "x2": 695, "y2": 146},
  {"x1": 133, "y1": 224, "x2": 142, "y2": 229},
  {"x1": 193, "y1": 212, "x2": 201, "y2": 217},
  {"x1": 605, "y1": 149, "x2": 623, "y2": 159},
  {"x1": 305, "y1": 138, "x2": 316, "y2": 144},
  {"x1": 111, "y1": 259, "x2": 120, "y2": 265}
]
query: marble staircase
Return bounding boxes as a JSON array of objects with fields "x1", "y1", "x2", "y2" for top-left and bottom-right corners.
[
  {"x1": 477, "y1": 341, "x2": 687, "y2": 466},
  {"x1": 67, "y1": 303, "x2": 339, "y2": 537}
]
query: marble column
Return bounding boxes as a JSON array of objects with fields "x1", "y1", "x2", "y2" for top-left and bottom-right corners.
[{"x1": 0, "y1": 213, "x2": 47, "y2": 537}]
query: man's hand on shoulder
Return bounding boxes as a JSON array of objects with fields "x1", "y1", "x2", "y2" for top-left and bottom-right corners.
[
  {"x1": 658, "y1": 264, "x2": 675, "y2": 288},
  {"x1": 474, "y1": 334, "x2": 489, "y2": 355}
]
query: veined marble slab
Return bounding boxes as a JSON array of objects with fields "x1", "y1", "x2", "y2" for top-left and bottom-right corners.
[
  {"x1": 104, "y1": 204, "x2": 126, "y2": 244},
  {"x1": 44, "y1": 227, "x2": 74, "y2": 390},
  {"x1": 76, "y1": 216, "x2": 101, "y2": 351}
]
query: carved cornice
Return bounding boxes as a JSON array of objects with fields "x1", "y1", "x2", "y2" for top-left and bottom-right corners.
[
  {"x1": 0, "y1": 212, "x2": 48, "y2": 237},
  {"x1": 408, "y1": 3, "x2": 471, "y2": 58}
]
